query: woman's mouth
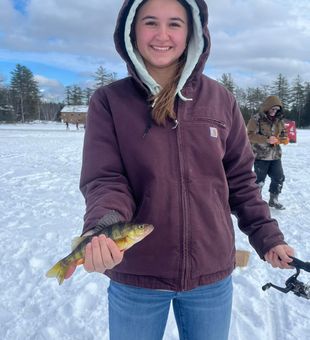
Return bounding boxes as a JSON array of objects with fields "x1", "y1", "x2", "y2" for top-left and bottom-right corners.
[{"x1": 151, "y1": 46, "x2": 171, "y2": 52}]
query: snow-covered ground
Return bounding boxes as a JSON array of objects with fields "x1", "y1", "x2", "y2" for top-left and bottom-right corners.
[{"x1": 0, "y1": 122, "x2": 309, "y2": 340}]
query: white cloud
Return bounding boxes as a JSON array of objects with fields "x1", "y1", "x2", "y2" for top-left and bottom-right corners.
[
  {"x1": 206, "y1": 0, "x2": 310, "y2": 86},
  {"x1": 0, "y1": 0, "x2": 122, "y2": 60},
  {"x1": 0, "y1": 0, "x2": 309, "y2": 92},
  {"x1": 34, "y1": 74, "x2": 65, "y2": 101},
  {"x1": 34, "y1": 74, "x2": 62, "y2": 88}
]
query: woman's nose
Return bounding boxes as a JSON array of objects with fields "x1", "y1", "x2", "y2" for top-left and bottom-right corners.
[{"x1": 156, "y1": 25, "x2": 169, "y2": 40}]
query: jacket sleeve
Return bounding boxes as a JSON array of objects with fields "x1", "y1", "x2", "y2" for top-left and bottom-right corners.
[
  {"x1": 79, "y1": 88, "x2": 136, "y2": 234},
  {"x1": 224, "y1": 100, "x2": 286, "y2": 258},
  {"x1": 247, "y1": 116, "x2": 268, "y2": 144}
]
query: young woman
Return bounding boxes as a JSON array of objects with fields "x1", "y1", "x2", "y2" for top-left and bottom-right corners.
[{"x1": 66, "y1": 1, "x2": 294, "y2": 339}]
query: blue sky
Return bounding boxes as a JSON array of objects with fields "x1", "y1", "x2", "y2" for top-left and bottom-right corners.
[
  {"x1": 2, "y1": 60, "x2": 80, "y2": 84},
  {"x1": 12, "y1": 0, "x2": 29, "y2": 14},
  {"x1": 0, "y1": 0, "x2": 309, "y2": 101}
]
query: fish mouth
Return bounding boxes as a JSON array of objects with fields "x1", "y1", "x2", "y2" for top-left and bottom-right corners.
[{"x1": 145, "y1": 224, "x2": 154, "y2": 235}]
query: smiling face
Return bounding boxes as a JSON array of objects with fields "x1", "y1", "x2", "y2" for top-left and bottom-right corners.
[{"x1": 134, "y1": 0, "x2": 189, "y2": 81}]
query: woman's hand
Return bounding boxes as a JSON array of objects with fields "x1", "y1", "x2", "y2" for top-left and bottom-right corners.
[
  {"x1": 264, "y1": 244, "x2": 294, "y2": 269},
  {"x1": 64, "y1": 235, "x2": 124, "y2": 280},
  {"x1": 83, "y1": 235, "x2": 124, "y2": 273}
]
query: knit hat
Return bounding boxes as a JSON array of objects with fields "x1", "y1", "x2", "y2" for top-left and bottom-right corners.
[{"x1": 260, "y1": 96, "x2": 283, "y2": 113}]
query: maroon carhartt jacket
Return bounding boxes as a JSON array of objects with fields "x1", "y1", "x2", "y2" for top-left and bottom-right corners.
[{"x1": 79, "y1": 0, "x2": 286, "y2": 291}]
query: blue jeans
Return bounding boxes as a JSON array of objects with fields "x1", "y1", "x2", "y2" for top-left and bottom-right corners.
[{"x1": 108, "y1": 276, "x2": 232, "y2": 340}]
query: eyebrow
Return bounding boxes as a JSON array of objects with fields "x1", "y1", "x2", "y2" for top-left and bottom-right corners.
[{"x1": 141, "y1": 16, "x2": 186, "y2": 24}]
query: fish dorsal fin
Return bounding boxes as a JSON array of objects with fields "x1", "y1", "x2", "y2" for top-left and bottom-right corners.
[{"x1": 71, "y1": 236, "x2": 85, "y2": 250}]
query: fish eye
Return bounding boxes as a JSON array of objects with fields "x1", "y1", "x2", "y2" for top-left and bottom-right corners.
[{"x1": 138, "y1": 225, "x2": 144, "y2": 229}]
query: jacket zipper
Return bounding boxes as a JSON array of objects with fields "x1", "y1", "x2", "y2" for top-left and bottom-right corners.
[{"x1": 175, "y1": 118, "x2": 190, "y2": 291}]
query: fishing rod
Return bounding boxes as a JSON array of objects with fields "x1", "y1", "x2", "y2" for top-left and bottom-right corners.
[{"x1": 262, "y1": 256, "x2": 310, "y2": 300}]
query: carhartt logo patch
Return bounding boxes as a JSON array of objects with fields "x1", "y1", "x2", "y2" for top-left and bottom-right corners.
[{"x1": 210, "y1": 127, "x2": 218, "y2": 138}]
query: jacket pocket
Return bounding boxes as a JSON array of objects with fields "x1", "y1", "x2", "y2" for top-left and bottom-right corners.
[
  {"x1": 190, "y1": 117, "x2": 226, "y2": 129},
  {"x1": 188, "y1": 185, "x2": 235, "y2": 279}
]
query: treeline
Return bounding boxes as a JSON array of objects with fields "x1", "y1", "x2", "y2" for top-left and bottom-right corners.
[
  {"x1": 218, "y1": 73, "x2": 310, "y2": 126},
  {"x1": 1, "y1": 64, "x2": 310, "y2": 127},
  {"x1": 64, "y1": 66, "x2": 118, "y2": 106},
  {"x1": 0, "y1": 65, "x2": 117, "y2": 122}
]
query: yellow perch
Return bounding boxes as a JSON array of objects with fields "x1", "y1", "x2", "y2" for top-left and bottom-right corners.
[{"x1": 46, "y1": 222, "x2": 154, "y2": 285}]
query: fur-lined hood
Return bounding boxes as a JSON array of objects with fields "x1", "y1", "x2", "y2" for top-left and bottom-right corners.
[
  {"x1": 113, "y1": 0, "x2": 211, "y2": 99},
  {"x1": 260, "y1": 95, "x2": 283, "y2": 113}
]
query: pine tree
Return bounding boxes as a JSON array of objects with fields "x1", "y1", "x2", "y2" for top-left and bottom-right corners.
[
  {"x1": 218, "y1": 73, "x2": 235, "y2": 94},
  {"x1": 246, "y1": 87, "x2": 268, "y2": 114},
  {"x1": 0, "y1": 76, "x2": 14, "y2": 121},
  {"x1": 109, "y1": 72, "x2": 118, "y2": 84},
  {"x1": 84, "y1": 88, "x2": 94, "y2": 105},
  {"x1": 289, "y1": 75, "x2": 305, "y2": 126},
  {"x1": 65, "y1": 85, "x2": 84, "y2": 105},
  {"x1": 302, "y1": 83, "x2": 310, "y2": 127},
  {"x1": 70, "y1": 85, "x2": 83, "y2": 105},
  {"x1": 271, "y1": 73, "x2": 290, "y2": 109},
  {"x1": 65, "y1": 86, "x2": 72, "y2": 105},
  {"x1": 93, "y1": 66, "x2": 112, "y2": 88},
  {"x1": 10, "y1": 64, "x2": 40, "y2": 122},
  {"x1": 235, "y1": 86, "x2": 250, "y2": 122}
]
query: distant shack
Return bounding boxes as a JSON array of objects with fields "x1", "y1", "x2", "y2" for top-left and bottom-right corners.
[{"x1": 60, "y1": 105, "x2": 88, "y2": 129}]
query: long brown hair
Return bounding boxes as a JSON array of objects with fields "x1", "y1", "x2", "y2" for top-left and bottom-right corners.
[{"x1": 131, "y1": 0, "x2": 193, "y2": 126}]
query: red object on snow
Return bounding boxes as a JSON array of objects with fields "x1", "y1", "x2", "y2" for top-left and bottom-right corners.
[{"x1": 284, "y1": 120, "x2": 297, "y2": 143}]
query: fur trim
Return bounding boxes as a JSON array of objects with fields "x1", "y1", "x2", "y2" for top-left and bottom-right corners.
[
  {"x1": 124, "y1": 0, "x2": 204, "y2": 100},
  {"x1": 260, "y1": 96, "x2": 283, "y2": 113}
]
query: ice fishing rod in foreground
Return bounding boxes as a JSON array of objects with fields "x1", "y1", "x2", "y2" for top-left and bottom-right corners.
[{"x1": 262, "y1": 256, "x2": 310, "y2": 299}]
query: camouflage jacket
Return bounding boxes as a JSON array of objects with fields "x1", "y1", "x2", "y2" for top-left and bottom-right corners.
[{"x1": 247, "y1": 112, "x2": 287, "y2": 160}]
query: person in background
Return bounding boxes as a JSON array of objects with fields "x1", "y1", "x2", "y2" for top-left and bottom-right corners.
[
  {"x1": 247, "y1": 95, "x2": 289, "y2": 210},
  {"x1": 65, "y1": 1, "x2": 294, "y2": 339}
]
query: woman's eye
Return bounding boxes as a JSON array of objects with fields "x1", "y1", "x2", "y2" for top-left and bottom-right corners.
[
  {"x1": 145, "y1": 21, "x2": 157, "y2": 26},
  {"x1": 170, "y1": 22, "x2": 181, "y2": 28}
]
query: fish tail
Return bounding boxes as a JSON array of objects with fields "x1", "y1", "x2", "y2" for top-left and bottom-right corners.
[{"x1": 46, "y1": 260, "x2": 69, "y2": 285}]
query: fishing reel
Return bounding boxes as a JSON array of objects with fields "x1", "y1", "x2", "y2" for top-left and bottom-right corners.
[{"x1": 262, "y1": 256, "x2": 310, "y2": 300}]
